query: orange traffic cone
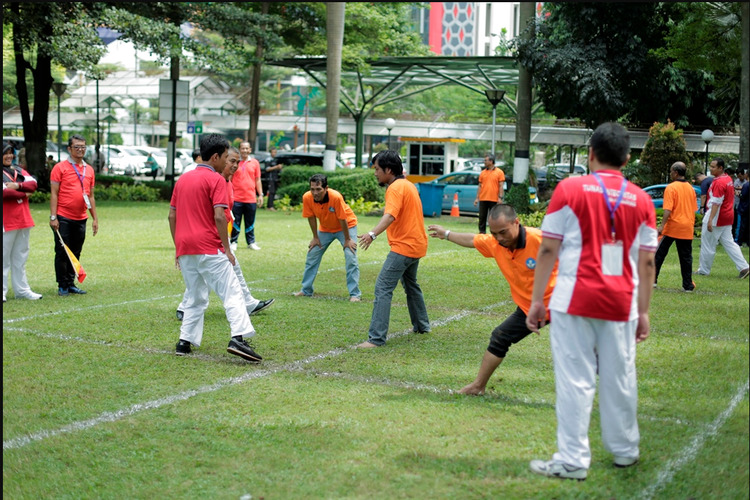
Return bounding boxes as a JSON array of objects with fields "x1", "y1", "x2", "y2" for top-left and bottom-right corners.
[{"x1": 450, "y1": 192, "x2": 460, "y2": 217}]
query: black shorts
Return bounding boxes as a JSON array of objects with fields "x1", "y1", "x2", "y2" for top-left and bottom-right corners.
[{"x1": 487, "y1": 306, "x2": 535, "y2": 358}]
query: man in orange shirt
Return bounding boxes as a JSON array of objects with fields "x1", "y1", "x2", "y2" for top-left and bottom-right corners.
[
  {"x1": 474, "y1": 154, "x2": 505, "y2": 233},
  {"x1": 294, "y1": 173, "x2": 361, "y2": 301},
  {"x1": 428, "y1": 204, "x2": 557, "y2": 395},
  {"x1": 230, "y1": 141, "x2": 263, "y2": 251},
  {"x1": 357, "y1": 150, "x2": 430, "y2": 347},
  {"x1": 654, "y1": 162, "x2": 697, "y2": 291}
]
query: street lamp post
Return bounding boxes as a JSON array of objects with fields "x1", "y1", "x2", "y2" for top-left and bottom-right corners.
[
  {"x1": 384, "y1": 118, "x2": 396, "y2": 150},
  {"x1": 51, "y1": 82, "x2": 67, "y2": 162},
  {"x1": 701, "y1": 129, "x2": 714, "y2": 175},
  {"x1": 484, "y1": 89, "x2": 506, "y2": 158}
]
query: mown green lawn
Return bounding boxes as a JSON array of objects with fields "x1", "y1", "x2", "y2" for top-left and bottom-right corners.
[{"x1": 3, "y1": 201, "x2": 748, "y2": 499}]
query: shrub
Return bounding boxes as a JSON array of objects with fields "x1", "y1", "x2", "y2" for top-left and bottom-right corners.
[
  {"x1": 505, "y1": 180, "x2": 531, "y2": 215},
  {"x1": 94, "y1": 183, "x2": 160, "y2": 202},
  {"x1": 96, "y1": 175, "x2": 136, "y2": 188},
  {"x1": 139, "y1": 179, "x2": 173, "y2": 201},
  {"x1": 277, "y1": 167, "x2": 384, "y2": 206},
  {"x1": 29, "y1": 191, "x2": 51, "y2": 204},
  {"x1": 640, "y1": 120, "x2": 693, "y2": 186}
]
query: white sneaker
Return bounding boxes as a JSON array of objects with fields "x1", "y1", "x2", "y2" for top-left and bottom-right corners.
[
  {"x1": 249, "y1": 243, "x2": 261, "y2": 251},
  {"x1": 229, "y1": 242, "x2": 238, "y2": 252},
  {"x1": 529, "y1": 459, "x2": 587, "y2": 481},
  {"x1": 613, "y1": 456, "x2": 639, "y2": 468},
  {"x1": 19, "y1": 291, "x2": 43, "y2": 300}
]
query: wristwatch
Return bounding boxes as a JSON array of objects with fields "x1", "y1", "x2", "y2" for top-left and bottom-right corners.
[
  {"x1": 368, "y1": 231, "x2": 377, "y2": 240},
  {"x1": 50, "y1": 215, "x2": 57, "y2": 221}
]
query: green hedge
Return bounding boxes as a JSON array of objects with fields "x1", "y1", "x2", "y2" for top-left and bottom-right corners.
[
  {"x1": 95, "y1": 175, "x2": 136, "y2": 187},
  {"x1": 277, "y1": 166, "x2": 384, "y2": 206},
  {"x1": 94, "y1": 183, "x2": 160, "y2": 201}
]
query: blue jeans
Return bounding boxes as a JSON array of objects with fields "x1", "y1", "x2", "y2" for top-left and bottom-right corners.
[
  {"x1": 231, "y1": 202, "x2": 256, "y2": 245},
  {"x1": 368, "y1": 251, "x2": 430, "y2": 345},
  {"x1": 299, "y1": 226, "x2": 361, "y2": 298}
]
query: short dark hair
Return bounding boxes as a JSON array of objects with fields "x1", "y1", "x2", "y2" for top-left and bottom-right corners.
[
  {"x1": 671, "y1": 162, "x2": 687, "y2": 177},
  {"x1": 712, "y1": 157, "x2": 725, "y2": 169},
  {"x1": 309, "y1": 173, "x2": 328, "y2": 188},
  {"x1": 488, "y1": 203, "x2": 517, "y2": 222},
  {"x1": 191, "y1": 148, "x2": 201, "y2": 161},
  {"x1": 485, "y1": 154, "x2": 495, "y2": 163},
  {"x1": 68, "y1": 134, "x2": 86, "y2": 148},
  {"x1": 589, "y1": 122, "x2": 630, "y2": 168},
  {"x1": 199, "y1": 134, "x2": 229, "y2": 162},
  {"x1": 372, "y1": 150, "x2": 403, "y2": 176}
]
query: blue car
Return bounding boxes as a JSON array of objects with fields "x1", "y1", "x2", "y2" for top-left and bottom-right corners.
[{"x1": 642, "y1": 184, "x2": 701, "y2": 212}]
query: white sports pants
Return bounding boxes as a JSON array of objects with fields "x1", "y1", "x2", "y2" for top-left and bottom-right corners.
[
  {"x1": 697, "y1": 215, "x2": 748, "y2": 274},
  {"x1": 3, "y1": 228, "x2": 34, "y2": 299},
  {"x1": 178, "y1": 252, "x2": 254, "y2": 347},
  {"x1": 549, "y1": 311, "x2": 640, "y2": 469},
  {"x1": 177, "y1": 259, "x2": 259, "y2": 314}
]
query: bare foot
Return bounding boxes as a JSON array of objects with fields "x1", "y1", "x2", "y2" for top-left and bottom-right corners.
[
  {"x1": 458, "y1": 383, "x2": 486, "y2": 395},
  {"x1": 355, "y1": 341, "x2": 378, "y2": 348}
]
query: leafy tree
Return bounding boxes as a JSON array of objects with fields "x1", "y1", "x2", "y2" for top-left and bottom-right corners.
[
  {"x1": 3, "y1": 2, "x2": 109, "y2": 188},
  {"x1": 515, "y1": 3, "x2": 719, "y2": 130},
  {"x1": 639, "y1": 120, "x2": 693, "y2": 186}
]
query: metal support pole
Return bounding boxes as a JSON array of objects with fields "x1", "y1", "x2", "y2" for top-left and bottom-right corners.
[{"x1": 491, "y1": 104, "x2": 497, "y2": 157}]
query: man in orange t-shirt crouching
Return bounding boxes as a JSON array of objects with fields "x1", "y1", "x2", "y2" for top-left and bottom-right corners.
[{"x1": 357, "y1": 150, "x2": 430, "y2": 347}]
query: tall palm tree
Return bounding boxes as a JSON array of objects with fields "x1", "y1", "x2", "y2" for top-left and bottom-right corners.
[{"x1": 324, "y1": 2, "x2": 345, "y2": 172}]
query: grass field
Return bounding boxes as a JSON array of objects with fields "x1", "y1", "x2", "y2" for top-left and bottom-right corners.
[{"x1": 3, "y1": 201, "x2": 749, "y2": 499}]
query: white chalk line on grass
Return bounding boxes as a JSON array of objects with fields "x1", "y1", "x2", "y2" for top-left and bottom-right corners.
[
  {"x1": 637, "y1": 378, "x2": 749, "y2": 500},
  {"x1": 3, "y1": 309, "x2": 475, "y2": 451}
]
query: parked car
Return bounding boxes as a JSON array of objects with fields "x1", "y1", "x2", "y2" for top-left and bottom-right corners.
[
  {"x1": 340, "y1": 152, "x2": 371, "y2": 168},
  {"x1": 643, "y1": 183, "x2": 701, "y2": 212},
  {"x1": 533, "y1": 163, "x2": 587, "y2": 188},
  {"x1": 139, "y1": 146, "x2": 167, "y2": 176}
]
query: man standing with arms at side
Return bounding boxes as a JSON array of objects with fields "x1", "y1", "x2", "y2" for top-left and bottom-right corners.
[
  {"x1": 474, "y1": 154, "x2": 505, "y2": 234},
  {"x1": 294, "y1": 174, "x2": 361, "y2": 301},
  {"x1": 265, "y1": 147, "x2": 281, "y2": 211},
  {"x1": 654, "y1": 162, "x2": 697, "y2": 291},
  {"x1": 169, "y1": 134, "x2": 262, "y2": 362},
  {"x1": 428, "y1": 204, "x2": 558, "y2": 395},
  {"x1": 357, "y1": 150, "x2": 430, "y2": 347},
  {"x1": 695, "y1": 158, "x2": 749, "y2": 278},
  {"x1": 526, "y1": 122, "x2": 657, "y2": 481},
  {"x1": 231, "y1": 141, "x2": 263, "y2": 251},
  {"x1": 50, "y1": 134, "x2": 98, "y2": 296}
]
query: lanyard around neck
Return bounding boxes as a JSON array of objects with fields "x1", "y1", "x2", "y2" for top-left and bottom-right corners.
[{"x1": 593, "y1": 173, "x2": 627, "y2": 242}]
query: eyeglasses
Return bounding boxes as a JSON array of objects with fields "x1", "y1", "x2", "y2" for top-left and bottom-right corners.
[{"x1": 70, "y1": 145, "x2": 87, "y2": 150}]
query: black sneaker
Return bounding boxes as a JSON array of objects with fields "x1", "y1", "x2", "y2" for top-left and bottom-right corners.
[
  {"x1": 175, "y1": 339, "x2": 192, "y2": 356},
  {"x1": 250, "y1": 298, "x2": 275, "y2": 315},
  {"x1": 227, "y1": 336, "x2": 262, "y2": 363},
  {"x1": 176, "y1": 309, "x2": 184, "y2": 321},
  {"x1": 58, "y1": 287, "x2": 70, "y2": 296},
  {"x1": 68, "y1": 286, "x2": 87, "y2": 294}
]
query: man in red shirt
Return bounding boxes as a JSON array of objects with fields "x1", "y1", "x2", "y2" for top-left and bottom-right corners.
[
  {"x1": 294, "y1": 173, "x2": 361, "y2": 301},
  {"x1": 428, "y1": 204, "x2": 558, "y2": 395},
  {"x1": 169, "y1": 134, "x2": 262, "y2": 362},
  {"x1": 230, "y1": 141, "x2": 264, "y2": 251},
  {"x1": 49, "y1": 134, "x2": 98, "y2": 296},
  {"x1": 357, "y1": 150, "x2": 430, "y2": 347},
  {"x1": 695, "y1": 157, "x2": 749, "y2": 278},
  {"x1": 527, "y1": 122, "x2": 657, "y2": 481},
  {"x1": 474, "y1": 154, "x2": 505, "y2": 233}
]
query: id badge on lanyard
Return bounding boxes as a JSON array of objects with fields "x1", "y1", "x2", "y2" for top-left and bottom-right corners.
[
  {"x1": 72, "y1": 162, "x2": 92, "y2": 209},
  {"x1": 594, "y1": 174, "x2": 627, "y2": 276}
]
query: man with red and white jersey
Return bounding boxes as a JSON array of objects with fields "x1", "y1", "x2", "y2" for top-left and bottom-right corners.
[
  {"x1": 695, "y1": 157, "x2": 749, "y2": 278},
  {"x1": 168, "y1": 134, "x2": 262, "y2": 363},
  {"x1": 526, "y1": 122, "x2": 657, "y2": 481}
]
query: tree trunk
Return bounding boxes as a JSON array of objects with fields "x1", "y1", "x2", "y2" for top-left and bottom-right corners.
[
  {"x1": 324, "y1": 2, "x2": 345, "y2": 172},
  {"x1": 12, "y1": 3, "x2": 53, "y2": 191},
  {"x1": 248, "y1": 1, "x2": 270, "y2": 149},
  {"x1": 740, "y1": 1, "x2": 749, "y2": 171},
  {"x1": 513, "y1": 2, "x2": 535, "y2": 185}
]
